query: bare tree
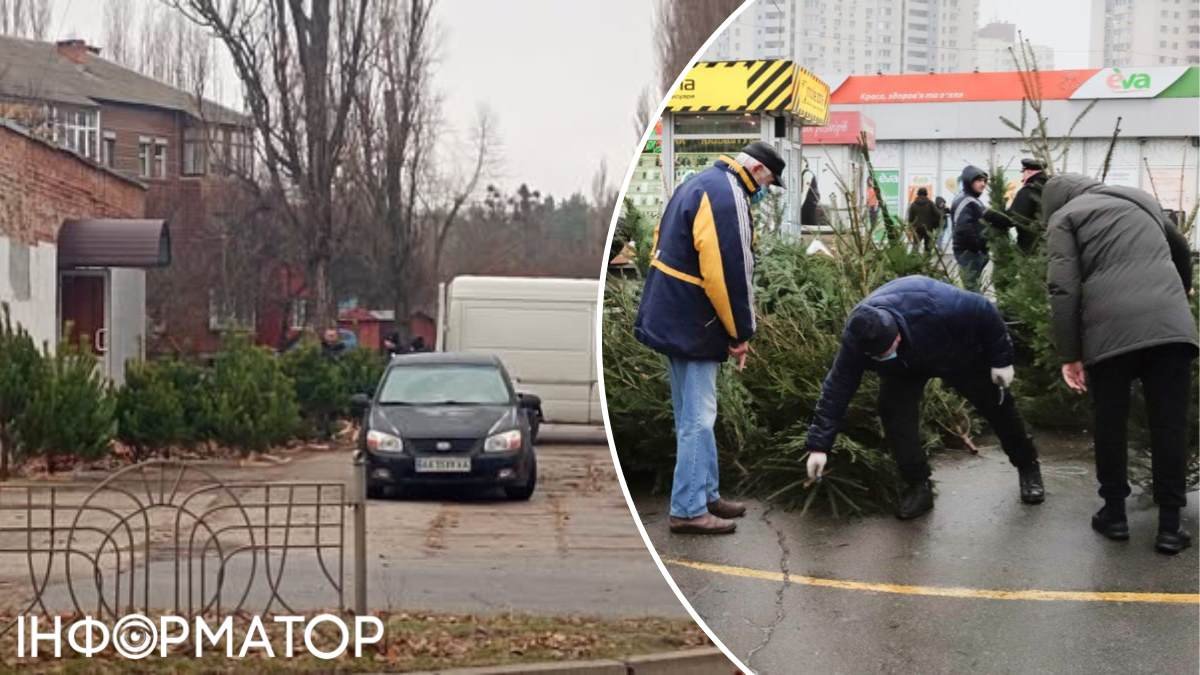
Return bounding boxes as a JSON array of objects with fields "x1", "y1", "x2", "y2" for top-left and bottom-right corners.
[
  {"x1": 10, "y1": 0, "x2": 24, "y2": 36},
  {"x1": 103, "y1": 0, "x2": 137, "y2": 66},
  {"x1": 0, "y1": 0, "x2": 53, "y2": 39},
  {"x1": 27, "y1": 0, "x2": 46, "y2": 39},
  {"x1": 654, "y1": 0, "x2": 743, "y2": 93},
  {"x1": 169, "y1": 0, "x2": 374, "y2": 329},
  {"x1": 633, "y1": 86, "x2": 657, "y2": 141},
  {"x1": 345, "y1": 0, "x2": 496, "y2": 340}
]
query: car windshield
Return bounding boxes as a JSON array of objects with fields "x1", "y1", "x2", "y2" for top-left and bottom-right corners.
[{"x1": 378, "y1": 364, "x2": 511, "y2": 405}]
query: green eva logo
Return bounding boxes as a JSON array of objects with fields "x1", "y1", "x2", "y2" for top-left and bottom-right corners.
[{"x1": 1105, "y1": 68, "x2": 1151, "y2": 93}]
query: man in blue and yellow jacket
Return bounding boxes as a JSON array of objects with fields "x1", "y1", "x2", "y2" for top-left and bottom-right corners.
[{"x1": 635, "y1": 142, "x2": 785, "y2": 535}]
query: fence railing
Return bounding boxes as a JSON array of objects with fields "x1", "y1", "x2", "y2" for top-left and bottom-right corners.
[{"x1": 0, "y1": 457, "x2": 368, "y2": 634}]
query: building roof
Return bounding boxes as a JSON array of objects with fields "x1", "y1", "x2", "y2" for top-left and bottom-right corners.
[
  {"x1": 57, "y1": 219, "x2": 171, "y2": 268},
  {"x1": 0, "y1": 35, "x2": 247, "y2": 124}
]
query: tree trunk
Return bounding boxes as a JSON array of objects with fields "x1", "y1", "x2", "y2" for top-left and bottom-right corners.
[{"x1": 312, "y1": 255, "x2": 334, "y2": 330}]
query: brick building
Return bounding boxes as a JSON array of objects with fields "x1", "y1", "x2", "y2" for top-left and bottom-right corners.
[
  {"x1": 0, "y1": 35, "x2": 267, "y2": 356},
  {"x1": 0, "y1": 119, "x2": 168, "y2": 383}
]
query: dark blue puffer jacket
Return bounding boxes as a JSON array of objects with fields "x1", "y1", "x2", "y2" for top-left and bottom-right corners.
[
  {"x1": 805, "y1": 276, "x2": 1014, "y2": 451},
  {"x1": 635, "y1": 156, "x2": 759, "y2": 361}
]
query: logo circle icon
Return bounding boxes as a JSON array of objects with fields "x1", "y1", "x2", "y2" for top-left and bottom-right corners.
[{"x1": 112, "y1": 614, "x2": 158, "y2": 659}]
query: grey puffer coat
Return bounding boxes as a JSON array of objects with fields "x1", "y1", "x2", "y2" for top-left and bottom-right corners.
[{"x1": 1044, "y1": 173, "x2": 1198, "y2": 365}]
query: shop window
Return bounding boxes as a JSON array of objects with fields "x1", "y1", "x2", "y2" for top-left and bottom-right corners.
[{"x1": 673, "y1": 114, "x2": 760, "y2": 136}]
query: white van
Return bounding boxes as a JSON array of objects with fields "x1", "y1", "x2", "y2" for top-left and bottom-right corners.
[{"x1": 436, "y1": 276, "x2": 600, "y2": 425}]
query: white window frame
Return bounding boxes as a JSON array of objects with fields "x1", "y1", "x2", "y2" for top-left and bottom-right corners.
[
  {"x1": 138, "y1": 137, "x2": 152, "y2": 178},
  {"x1": 101, "y1": 130, "x2": 116, "y2": 169},
  {"x1": 208, "y1": 289, "x2": 257, "y2": 332},
  {"x1": 153, "y1": 138, "x2": 168, "y2": 179},
  {"x1": 182, "y1": 126, "x2": 207, "y2": 176},
  {"x1": 52, "y1": 106, "x2": 100, "y2": 160}
]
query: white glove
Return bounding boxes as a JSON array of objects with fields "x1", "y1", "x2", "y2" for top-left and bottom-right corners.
[
  {"x1": 806, "y1": 451, "x2": 827, "y2": 480},
  {"x1": 991, "y1": 365, "x2": 1015, "y2": 388}
]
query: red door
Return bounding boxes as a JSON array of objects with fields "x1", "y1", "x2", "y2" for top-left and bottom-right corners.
[{"x1": 60, "y1": 274, "x2": 106, "y2": 355}]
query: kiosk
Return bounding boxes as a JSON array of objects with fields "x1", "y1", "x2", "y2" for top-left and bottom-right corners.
[{"x1": 628, "y1": 60, "x2": 830, "y2": 234}]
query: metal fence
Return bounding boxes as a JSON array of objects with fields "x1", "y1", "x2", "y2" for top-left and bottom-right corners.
[{"x1": 0, "y1": 458, "x2": 367, "y2": 634}]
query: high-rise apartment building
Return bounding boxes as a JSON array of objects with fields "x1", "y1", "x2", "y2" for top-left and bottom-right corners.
[
  {"x1": 703, "y1": 0, "x2": 980, "y2": 80},
  {"x1": 975, "y1": 21, "x2": 1055, "y2": 72},
  {"x1": 1089, "y1": 0, "x2": 1200, "y2": 67}
]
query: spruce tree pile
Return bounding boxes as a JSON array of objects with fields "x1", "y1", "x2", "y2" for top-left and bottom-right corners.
[
  {"x1": 603, "y1": 202, "x2": 977, "y2": 516},
  {"x1": 15, "y1": 342, "x2": 117, "y2": 472},
  {"x1": 0, "y1": 306, "x2": 45, "y2": 478},
  {"x1": 208, "y1": 336, "x2": 300, "y2": 456}
]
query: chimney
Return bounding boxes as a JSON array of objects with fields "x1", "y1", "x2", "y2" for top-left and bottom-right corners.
[{"x1": 56, "y1": 39, "x2": 100, "y2": 64}]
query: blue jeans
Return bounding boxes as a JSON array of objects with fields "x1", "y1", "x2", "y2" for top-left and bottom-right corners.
[
  {"x1": 667, "y1": 357, "x2": 721, "y2": 518},
  {"x1": 955, "y1": 249, "x2": 988, "y2": 293}
]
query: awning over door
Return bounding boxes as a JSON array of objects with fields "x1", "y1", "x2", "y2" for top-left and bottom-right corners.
[{"x1": 56, "y1": 218, "x2": 170, "y2": 268}]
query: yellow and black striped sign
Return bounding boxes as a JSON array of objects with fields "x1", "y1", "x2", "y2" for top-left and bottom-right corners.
[{"x1": 666, "y1": 60, "x2": 817, "y2": 114}]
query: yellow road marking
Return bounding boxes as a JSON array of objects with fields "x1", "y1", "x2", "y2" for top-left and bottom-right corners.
[{"x1": 664, "y1": 558, "x2": 1200, "y2": 605}]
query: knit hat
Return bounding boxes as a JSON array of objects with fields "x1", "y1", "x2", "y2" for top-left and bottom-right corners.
[{"x1": 847, "y1": 305, "x2": 899, "y2": 356}]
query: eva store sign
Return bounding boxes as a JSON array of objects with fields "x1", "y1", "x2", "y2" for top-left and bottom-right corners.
[{"x1": 1071, "y1": 67, "x2": 1187, "y2": 99}]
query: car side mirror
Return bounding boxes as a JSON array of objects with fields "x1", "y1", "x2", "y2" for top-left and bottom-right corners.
[
  {"x1": 350, "y1": 393, "x2": 371, "y2": 415},
  {"x1": 517, "y1": 392, "x2": 541, "y2": 410}
]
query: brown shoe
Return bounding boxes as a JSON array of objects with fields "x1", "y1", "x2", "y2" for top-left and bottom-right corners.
[
  {"x1": 669, "y1": 513, "x2": 737, "y2": 535},
  {"x1": 707, "y1": 498, "x2": 747, "y2": 519}
]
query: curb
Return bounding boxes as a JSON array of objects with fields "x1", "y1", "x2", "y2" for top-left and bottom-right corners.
[{"x1": 399, "y1": 647, "x2": 737, "y2": 675}]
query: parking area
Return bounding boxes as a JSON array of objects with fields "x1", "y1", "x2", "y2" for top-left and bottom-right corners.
[{"x1": 239, "y1": 428, "x2": 684, "y2": 618}]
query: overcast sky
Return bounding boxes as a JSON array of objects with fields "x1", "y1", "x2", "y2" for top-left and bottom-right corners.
[
  {"x1": 41, "y1": 0, "x2": 1102, "y2": 194},
  {"x1": 978, "y1": 0, "x2": 1094, "y2": 68},
  {"x1": 47, "y1": 0, "x2": 655, "y2": 199}
]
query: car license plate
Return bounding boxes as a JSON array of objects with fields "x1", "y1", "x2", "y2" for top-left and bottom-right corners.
[{"x1": 415, "y1": 456, "x2": 471, "y2": 473}]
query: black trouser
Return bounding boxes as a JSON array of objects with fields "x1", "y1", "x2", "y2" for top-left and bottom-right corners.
[
  {"x1": 911, "y1": 225, "x2": 933, "y2": 254},
  {"x1": 878, "y1": 369, "x2": 1038, "y2": 484},
  {"x1": 1085, "y1": 343, "x2": 1195, "y2": 509}
]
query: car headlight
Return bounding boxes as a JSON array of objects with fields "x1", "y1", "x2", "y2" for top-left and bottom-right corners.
[
  {"x1": 483, "y1": 429, "x2": 522, "y2": 453},
  {"x1": 366, "y1": 429, "x2": 404, "y2": 453}
]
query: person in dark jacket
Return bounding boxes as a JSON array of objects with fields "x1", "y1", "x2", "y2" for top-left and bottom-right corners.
[
  {"x1": 935, "y1": 195, "x2": 951, "y2": 246},
  {"x1": 1044, "y1": 173, "x2": 1199, "y2": 554},
  {"x1": 984, "y1": 158, "x2": 1048, "y2": 253},
  {"x1": 907, "y1": 187, "x2": 941, "y2": 254},
  {"x1": 635, "y1": 141, "x2": 785, "y2": 535},
  {"x1": 951, "y1": 165, "x2": 990, "y2": 292},
  {"x1": 321, "y1": 328, "x2": 348, "y2": 359},
  {"x1": 804, "y1": 276, "x2": 1044, "y2": 519}
]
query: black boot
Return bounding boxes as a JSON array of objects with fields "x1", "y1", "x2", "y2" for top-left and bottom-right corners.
[
  {"x1": 1091, "y1": 502, "x2": 1129, "y2": 541},
  {"x1": 1018, "y1": 461, "x2": 1045, "y2": 504},
  {"x1": 1156, "y1": 507, "x2": 1191, "y2": 555},
  {"x1": 897, "y1": 480, "x2": 934, "y2": 520}
]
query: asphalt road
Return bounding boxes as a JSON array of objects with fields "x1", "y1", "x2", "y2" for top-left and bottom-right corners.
[
  {"x1": 349, "y1": 428, "x2": 683, "y2": 617},
  {"x1": 638, "y1": 435, "x2": 1200, "y2": 674},
  {"x1": 0, "y1": 427, "x2": 686, "y2": 620}
]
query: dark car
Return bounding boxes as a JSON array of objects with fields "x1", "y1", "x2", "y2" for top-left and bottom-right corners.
[{"x1": 352, "y1": 352, "x2": 539, "y2": 500}]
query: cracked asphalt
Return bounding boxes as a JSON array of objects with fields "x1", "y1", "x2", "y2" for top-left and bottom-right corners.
[{"x1": 636, "y1": 435, "x2": 1200, "y2": 674}]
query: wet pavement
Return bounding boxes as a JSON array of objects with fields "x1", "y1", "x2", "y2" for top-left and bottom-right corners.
[{"x1": 637, "y1": 435, "x2": 1200, "y2": 674}]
